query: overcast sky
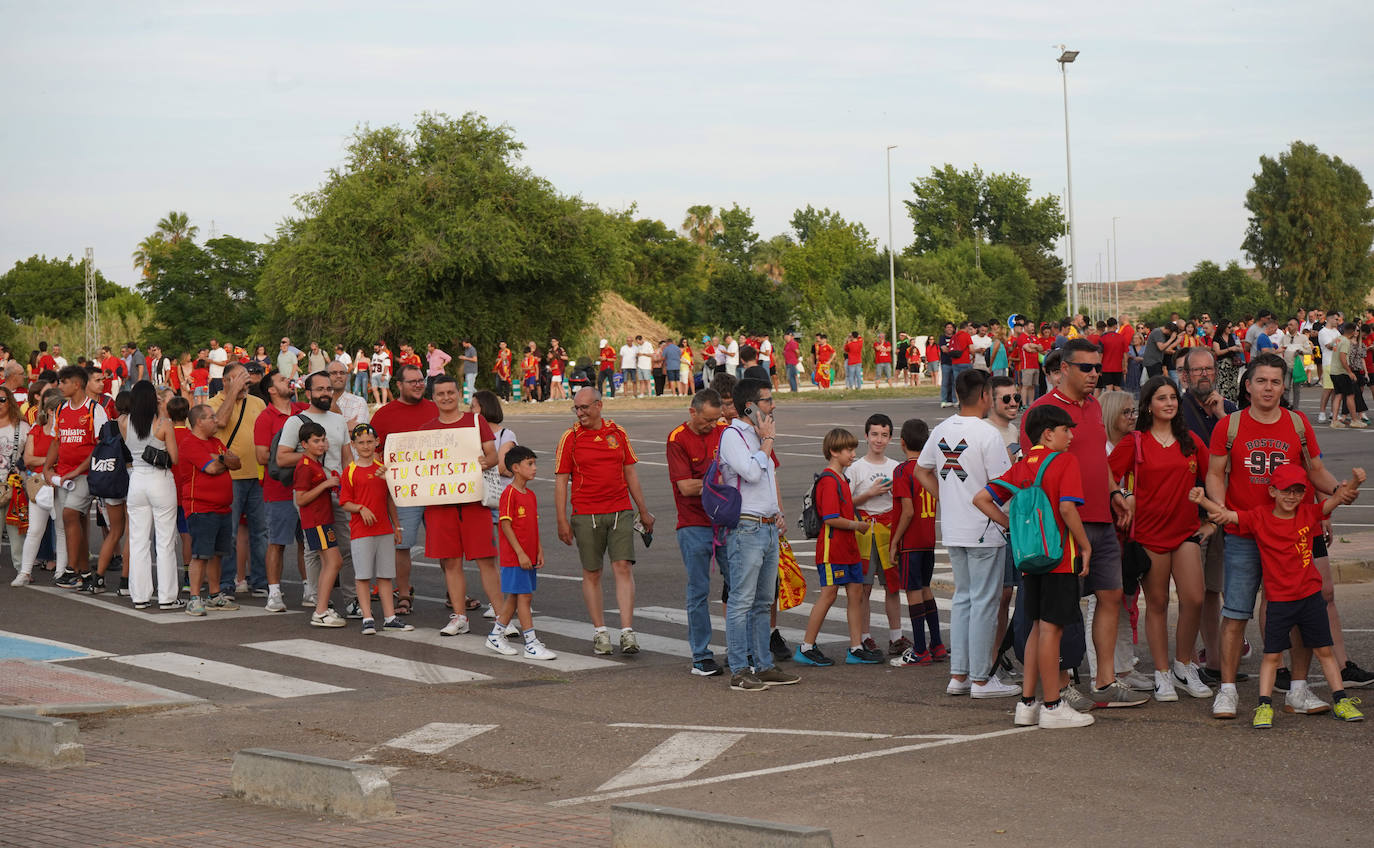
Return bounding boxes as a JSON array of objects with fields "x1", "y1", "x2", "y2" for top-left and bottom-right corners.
[{"x1": 3, "y1": 1, "x2": 1371, "y2": 290}]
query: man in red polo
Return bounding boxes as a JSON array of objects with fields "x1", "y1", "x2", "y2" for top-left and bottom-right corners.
[
  {"x1": 1099, "y1": 317, "x2": 1130, "y2": 392},
  {"x1": 666, "y1": 388, "x2": 725, "y2": 676},
  {"x1": 555, "y1": 387, "x2": 655, "y2": 655}
]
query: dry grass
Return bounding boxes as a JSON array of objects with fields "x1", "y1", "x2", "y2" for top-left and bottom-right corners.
[{"x1": 568, "y1": 292, "x2": 679, "y2": 357}]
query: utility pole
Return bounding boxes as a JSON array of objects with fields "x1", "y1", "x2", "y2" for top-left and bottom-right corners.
[
  {"x1": 84, "y1": 247, "x2": 99, "y2": 358},
  {"x1": 886, "y1": 145, "x2": 898, "y2": 352},
  {"x1": 1111, "y1": 216, "x2": 1120, "y2": 319},
  {"x1": 1057, "y1": 46, "x2": 1080, "y2": 317}
]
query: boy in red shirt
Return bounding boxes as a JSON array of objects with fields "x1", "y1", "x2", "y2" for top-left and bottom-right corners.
[
  {"x1": 182, "y1": 404, "x2": 241, "y2": 616},
  {"x1": 888, "y1": 418, "x2": 947, "y2": 665},
  {"x1": 793, "y1": 428, "x2": 882, "y2": 666},
  {"x1": 485, "y1": 446, "x2": 557, "y2": 661},
  {"x1": 339, "y1": 424, "x2": 410, "y2": 635},
  {"x1": 1191, "y1": 463, "x2": 1366, "y2": 726},
  {"x1": 976, "y1": 405, "x2": 1093, "y2": 729},
  {"x1": 294, "y1": 422, "x2": 345, "y2": 628}
]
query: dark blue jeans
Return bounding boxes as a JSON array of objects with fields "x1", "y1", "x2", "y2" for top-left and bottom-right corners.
[{"x1": 220, "y1": 478, "x2": 267, "y2": 593}]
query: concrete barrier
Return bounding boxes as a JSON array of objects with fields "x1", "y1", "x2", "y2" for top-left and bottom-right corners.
[
  {"x1": 611, "y1": 803, "x2": 834, "y2": 848},
  {"x1": 231, "y1": 748, "x2": 394, "y2": 819},
  {"x1": 0, "y1": 710, "x2": 85, "y2": 768}
]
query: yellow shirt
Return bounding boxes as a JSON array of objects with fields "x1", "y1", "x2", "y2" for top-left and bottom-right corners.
[{"x1": 206, "y1": 393, "x2": 266, "y2": 481}]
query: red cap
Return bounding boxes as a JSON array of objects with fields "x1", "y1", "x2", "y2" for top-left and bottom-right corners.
[{"x1": 1269, "y1": 463, "x2": 1309, "y2": 494}]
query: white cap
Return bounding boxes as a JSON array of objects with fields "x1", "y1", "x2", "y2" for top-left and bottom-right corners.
[{"x1": 599, "y1": 338, "x2": 608, "y2": 348}]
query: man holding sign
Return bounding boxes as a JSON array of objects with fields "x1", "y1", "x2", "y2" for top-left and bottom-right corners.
[
  {"x1": 555, "y1": 387, "x2": 655, "y2": 655},
  {"x1": 421, "y1": 376, "x2": 499, "y2": 637}
]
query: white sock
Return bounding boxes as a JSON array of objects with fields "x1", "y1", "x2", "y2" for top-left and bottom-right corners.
[
  {"x1": 1220, "y1": 682, "x2": 1237, "y2": 695},
  {"x1": 801, "y1": 642, "x2": 814, "y2": 652},
  {"x1": 490, "y1": 622, "x2": 504, "y2": 636},
  {"x1": 594, "y1": 625, "x2": 607, "y2": 634},
  {"x1": 523, "y1": 629, "x2": 538, "y2": 644},
  {"x1": 861, "y1": 632, "x2": 873, "y2": 643},
  {"x1": 1290, "y1": 678, "x2": 1308, "y2": 693},
  {"x1": 622, "y1": 626, "x2": 634, "y2": 634},
  {"x1": 889, "y1": 628, "x2": 903, "y2": 642},
  {"x1": 269, "y1": 583, "x2": 281, "y2": 596}
]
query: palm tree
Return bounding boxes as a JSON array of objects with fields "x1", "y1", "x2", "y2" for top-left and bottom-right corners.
[
  {"x1": 132, "y1": 233, "x2": 167, "y2": 278},
  {"x1": 155, "y1": 211, "x2": 198, "y2": 244},
  {"x1": 681, "y1": 205, "x2": 722, "y2": 247},
  {"x1": 754, "y1": 234, "x2": 791, "y2": 284}
]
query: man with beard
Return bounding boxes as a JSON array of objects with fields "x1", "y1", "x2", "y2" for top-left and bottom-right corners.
[{"x1": 370, "y1": 363, "x2": 436, "y2": 614}]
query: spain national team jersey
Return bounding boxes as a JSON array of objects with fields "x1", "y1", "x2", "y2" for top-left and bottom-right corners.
[
  {"x1": 891, "y1": 458, "x2": 936, "y2": 551},
  {"x1": 815, "y1": 469, "x2": 859, "y2": 565},
  {"x1": 554, "y1": 419, "x2": 637, "y2": 515},
  {"x1": 340, "y1": 459, "x2": 393, "y2": 539},
  {"x1": 498, "y1": 485, "x2": 541, "y2": 567}
]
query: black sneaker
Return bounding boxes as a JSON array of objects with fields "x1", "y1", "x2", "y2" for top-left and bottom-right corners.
[
  {"x1": 55, "y1": 571, "x2": 81, "y2": 588},
  {"x1": 1274, "y1": 667, "x2": 1292, "y2": 693},
  {"x1": 343, "y1": 599, "x2": 364, "y2": 620},
  {"x1": 116, "y1": 577, "x2": 130, "y2": 597},
  {"x1": 691, "y1": 658, "x2": 723, "y2": 677},
  {"x1": 846, "y1": 647, "x2": 884, "y2": 665},
  {"x1": 1342, "y1": 661, "x2": 1374, "y2": 689},
  {"x1": 85, "y1": 575, "x2": 106, "y2": 594},
  {"x1": 770, "y1": 629, "x2": 792, "y2": 663},
  {"x1": 729, "y1": 671, "x2": 767, "y2": 692},
  {"x1": 1198, "y1": 667, "x2": 1223, "y2": 686}
]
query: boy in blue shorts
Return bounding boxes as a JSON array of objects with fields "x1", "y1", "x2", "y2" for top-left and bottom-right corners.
[
  {"x1": 486, "y1": 445, "x2": 557, "y2": 661},
  {"x1": 888, "y1": 418, "x2": 947, "y2": 666},
  {"x1": 793, "y1": 428, "x2": 883, "y2": 666},
  {"x1": 294, "y1": 422, "x2": 345, "y2": 629},
  {"x1": 1190, "y1": 463, "x2": 1366, "y2": 727},
  {"x1": 976, "y1": 405, "x2": 1093, "y2": 729}
]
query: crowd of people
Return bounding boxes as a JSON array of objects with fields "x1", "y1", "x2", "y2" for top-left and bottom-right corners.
[{"x1": 0, "y1": 305, "x2": 1370, "y2": 730}]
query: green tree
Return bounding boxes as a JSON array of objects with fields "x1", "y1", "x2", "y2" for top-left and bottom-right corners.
[
  {"x1": 0, "y1": 254, "x2": 124, "y2": 323},
  {"x1": 132, "y1": 234, "x2": 167, "y2": 278},
  {"x1": 681, "y1": 205, "x2": 722, "y2": 247},
  {"x1": 619, "y1": 216, "x2": 707, "y2": 331},
  {"x1": 155, "y1": 211, "x2": 199, "y2": 245},
  {"x1": 1186, "y1": 260, "x2": 1276, "y2": 321},
  {"x1": 258, "y1": 113, "x2": 625, "y2": 369},
  {"x1": 906, "y1": 241, "x2": 1035, "y2": 323},
  {"x1": 138, "y1": 237, "x2": 261, "y2": 351},
  {"x1": 706, "y1": 264, "x2": 793, "y2": 334},
  {"x1": 711, "y1": 204, "x2": 761, "y2": 268},
  {"x1": 1242, "y1": 140, "x2": 1374, "y2": 310},
  {"x1": 781, "y1": 208, "x2": 877, "y2": 319}
]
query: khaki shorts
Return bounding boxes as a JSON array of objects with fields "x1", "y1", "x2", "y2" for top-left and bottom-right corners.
[
  {"x1": 1019, "y1": 368, "x2": 1038, "y2": 387},
  {"x1": 56, "y1": 475, "x2": 94, "y2": 515},
  {"x1": 1200, "y1": 527, "x2": 1224, "y2": 594},
  {"x1": 571, "y1": 510, "x2": 637, "y2": 572}
]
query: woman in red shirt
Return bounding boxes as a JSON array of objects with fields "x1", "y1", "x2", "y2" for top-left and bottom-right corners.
[{"x1": 1107, "y1": 376, "x2": 1212, "y2": 701}]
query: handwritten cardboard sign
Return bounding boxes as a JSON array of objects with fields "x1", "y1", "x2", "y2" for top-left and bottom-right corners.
[{"x1": 384, "y1": 428, "x2": 484, "y2": 506}]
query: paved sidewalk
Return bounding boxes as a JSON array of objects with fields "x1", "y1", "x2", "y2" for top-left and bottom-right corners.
[
  {"x1": 1330, "y1": 529, "x2": 1374, "y2": 583},
  {"x1": 2, "y1": 742, "x2": 610, "y2": 848}
]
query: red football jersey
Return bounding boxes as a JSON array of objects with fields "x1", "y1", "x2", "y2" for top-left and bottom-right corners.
[
  {"x1": 1108, "y1": 432, "x2": 1207, "y2": 552},
  {"x1": 340, "y1": 459, "x2": 393, "y2": 539},
  {"x1": 1235, "y1": 503, "x2": 1324, "y2": 602},
  {"x1": 815, "y1": 469, "x2": 859, "y2": 565},
  {"x1": 891, "y1": 458, "x2": 936, "y2": 551},
  {"x1": 498, "y1": 484, "x2": 541, "y2": 567},
  {"x1": 1208, "y1": 409, "x2": 1320, "y2": 535}
]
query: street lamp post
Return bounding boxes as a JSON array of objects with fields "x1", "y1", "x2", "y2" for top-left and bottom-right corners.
[
  {"x1": 1112, "y1": 215, "x2": 1120, "y2": 319},
  {"x1": 1057, "y1": 46, "x2": 1080, "y2": 318},
  {"x1": 887, "y1": 145, "x2": 898, "y2": 352}
]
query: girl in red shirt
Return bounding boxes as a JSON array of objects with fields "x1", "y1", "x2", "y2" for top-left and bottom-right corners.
[{"x1": 1107, "y1": 376, "x2": 1212, "y2": 701}]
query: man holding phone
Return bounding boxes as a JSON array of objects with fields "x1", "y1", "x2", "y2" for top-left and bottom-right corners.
[{"x1": 716, "y1": 379, "x2": 800, "y2": 691}]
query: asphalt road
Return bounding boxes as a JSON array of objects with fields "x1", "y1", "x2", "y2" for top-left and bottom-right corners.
[{"x1": 3, "y1": 388, "x2": 1372, "y2": 845}]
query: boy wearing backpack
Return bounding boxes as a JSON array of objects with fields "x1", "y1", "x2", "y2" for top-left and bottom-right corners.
[
  {"x1": 793, "y1": 428, "x2": 883, "y2": 666},
  {"x1": 888, "y1": 418, "x2": 947, "y2": 666},
  {"x1": 975, "y1": 405, "x2": 1092, "y2": 728}
]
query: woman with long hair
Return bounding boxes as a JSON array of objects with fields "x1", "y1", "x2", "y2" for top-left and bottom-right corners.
[
  {"x1": 0, "y1": 385, "x2": 30, "y2": 574},
  {"x1": 1211, "y1": 320, "x2": 1244, "y2": 401},
  {"x1": 252, "y1": 344, "x2": 271, "y2": 371},
  {"x1": 12, "y1": 390, "x2": 63, "y2": 586},
  {"x1": 1107, "y1": 376, "x2": 1213, "y2": 702},
  {"x1": 1180, "y1": 321, "x2": 1200, "y2": 349},
  {"x1": 88, "y1": 391, "x2": 132, "y2": 595},
  {"x1": 122, "y1": 381, "x2": 181, "y2": 609},
  {"x1": 989, "y1": 325, "x2": 1009, "y2": 377},
  {"x1": 177, "y1": 352, "x2": 195, "y2": 400}
]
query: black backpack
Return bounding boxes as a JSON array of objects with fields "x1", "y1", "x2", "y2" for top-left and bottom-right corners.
[
  {"x1": 799, "y1": 471, "x2": 839, "y2": 540},
  {"x1": 88, "y1": 419, "x2": 131, "y2": 500},
  {"x1": 266, "y1": 413, "x2": 311, "y2": 487}
]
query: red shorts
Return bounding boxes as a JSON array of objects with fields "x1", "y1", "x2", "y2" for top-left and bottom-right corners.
[{"x1": 423, "y1": 502, "x2": 497, "y2": 561}]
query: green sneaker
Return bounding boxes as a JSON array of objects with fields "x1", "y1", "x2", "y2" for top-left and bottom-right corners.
[
  {"x1": 1252, "y1": 703, "x2": 1274, "y2": 729},
  {"x1": 1333, "y1": 697, "x2": 1365, "y2": 722}
]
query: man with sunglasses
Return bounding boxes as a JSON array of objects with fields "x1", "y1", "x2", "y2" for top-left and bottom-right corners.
[
  {"x1": 986, "y1": 375, "x2": 1022, "y2": 461},
  {"x1": 1021, "y1": 338, "x2": 1147, "y2": 709}
]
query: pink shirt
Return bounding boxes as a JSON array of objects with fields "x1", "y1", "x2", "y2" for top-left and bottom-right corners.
[{"x1": 426, "y1": 348, "x2": 452, "y2": 377}]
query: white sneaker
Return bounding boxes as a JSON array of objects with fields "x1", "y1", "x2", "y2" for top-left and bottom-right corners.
[
  {"x1": 1172, "y1": 660, "x2": 1214, "y2": 698},
  {"x1": 485, "y1": 633, "x2": 519, "y2": 656},
  {"x1": 264, "y1": 594, "x2": 286, "y2": 613},
  {"x1": 524, "y1": 640, "x2": 558, "y2": 661},
  {"x1": 1284, "y1": 685, "x2": 1332, "y2": 715},
  {"x1": 440, "y1": 614, "x2": 470, "y2": 636},
  {"x1": 10, "y1": 572, "x2": 33, "y2": 587},
  {"x1": 1212, "y1": 687, "x2": 1239, "y2": 719},
  {"x1": 946, "y1": 677, "x2": 972, "y2": 696},
  {"x1": 301, "y1": 594, "x2": 317, "y2": 609},
  {"x1": 971, "y1": 677, "x2": 1022, "y2": 699},
  {"x1": 1117, "y1": 669, "x2": 1155, "y2": 692},
  {"x1": 1013, "y1": 700, "x2": 1041, "y2": 726},
  {"x1": 503, "y1": 622, "x2": 522, "y2": 638},
  {"x1": 310, "y1": 609, "x2": 346, "y2": 628},
  {"x1": 1038, "y1": 701, "x2": 1095, "y2": 728},
  {"x1": 483, "y1": 604, "x2": 497, "y2": 619},
  {"x1": 1317, "y1": 412, "x2": 1328, "y2": 423},
  {"x1": 1153, "y1": 670, "x2": 1178, "y2": 702},
  {"x1": 234, "y1": 579, "x2": 249, "y2": 595}
]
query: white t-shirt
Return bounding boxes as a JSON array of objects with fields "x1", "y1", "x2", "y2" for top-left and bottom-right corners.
[
  {"x1": 0, "y1": 421, "x2": 30, "y2": 477},
  {"x1": 1318, "y1": 326, "x2": 1342, "y2": 355},
  {"x1": 969, "y1": 333, "x2": 992, "y2": 366},
  {"x1": 370, "y1": 351, "x2": 392, "y2": 377},
  {"x1": 725, "y1": 340, "x2": 740, "y2": 369},
  {"x1": 846, "y1": 455, "x2": 899, "y2": 516},
  {"x1": 334, "y1": 352, "x2": 353, "y2": 369},
  {"x1": 207, "y1": 346, "x2": 229, "y2": 378},
  {"x1": 278, "y1": 408, "x2": 347, "y2": 474},
  {"x1": 636, "y1": 341, "x2": 654, "y2": 371},
  {"x1": 53, "y1": 356, "x2": 68, "y2": 369},
  {"x1": 620, "y1": 345, "x2": 637, "y2": 370},
  {"x1": 336, "y1": 392, "x2": 369, "y2": 427},
  {"x1": 916, "y1": 414, "x2": 1011, "y2": 548}
]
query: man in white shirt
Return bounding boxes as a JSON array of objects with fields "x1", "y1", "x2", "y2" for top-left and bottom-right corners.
[
  {"x1": 369, "y1": 341, "x2": 393, "y2": 406},
  {"x1": 635, "y1": 335, "x2": 654, "y2": 397},
  {"x1": 328, "y1": 361, "x2": 369, "y2": 428},
  {"x1": 717, "y1": 378, "x2": 799, "y2": 691},
  {"x1": 207, "y1": 338, "x2": 229, "y2": 396},
  {"x1": 52, "y1": 344, "x2": 68, "y2": 370},
  {"x1": 146, "y1": 345, "x2": 173, "y2": 389},
  {"x1": 724, "y1": 334, "x2": 741, "y2": 378},
  {"x1": 333, "y1": 344, "x2": 352, "y2": 371},
  {"x1": 846, "y1": 414, "x2": 903, "y2": 654},
  {"x1": 915, "y1": 369, "x2": 1019, "y2": 699},
  {"x1": 1317, "y1": 311, "x2": 1343, "y2": 423},
  {"x1": 969, "y1": 324, "x2": 993, "y2": 372},
  {"x1": 618, "y1": 336, "x2": 638, "y2": 396}
]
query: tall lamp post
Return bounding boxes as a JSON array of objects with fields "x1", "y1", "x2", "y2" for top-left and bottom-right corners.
[
  {"x1": 1057, "y1": 46, "x2": 1079, "y2": 317},
  {"x1": 886, "y1": 144, "x2": 898, "y2": 350},
  {"x1": 1111, "y1": 215, "x2": 1120, "y2": 319}
]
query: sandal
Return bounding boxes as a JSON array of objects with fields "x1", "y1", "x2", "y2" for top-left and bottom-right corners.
[
  {"x1": 395, "y1": 595, "x2": 413, "y2": 616},
  {"x1": 464, "y1": 595, "x2": 481, "y2": 611}
]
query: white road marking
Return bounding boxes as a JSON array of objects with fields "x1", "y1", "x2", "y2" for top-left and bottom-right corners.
[
  {"x1": 381, "y1": 722, "x2": 499, "y2": 754},
  {"x1": 609, "y1": 722, "x2": 893, "y2": 740},
  {"x1": 30, "y1": 586, "x2": 294, "y2": 623},
  {"x1": 634, "y1": 606, "x2": 809, "y2": 645},
  {"x1": 244, "y1": 639, "x2": 490, "y2": 684},
  {"x1": 110, "y1": 652, "x2": 350, "y2": 698},
  {"x1": 597, "y1": 731, "x2": 744, "y2": 791},
  {"x1": 551, "y1": 727, "x2": 1036, "y2": 806},
  {"x1": 384, "y1": 627, "x2": 621, "y2": 672},
  {"x1": 537, "y1": 616, "x2": 713, "y2": 658}
]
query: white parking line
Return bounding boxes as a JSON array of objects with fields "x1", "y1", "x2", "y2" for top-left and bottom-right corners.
[
  {"x1": 245, "y1": 639, "x2": 491, "y2": 684},
  {"x1": 609, "y1": 722, "x2": 894, "y2": 740},
  {"x1": 597, "y1": 731, "x2": 745, "y2": 791}
]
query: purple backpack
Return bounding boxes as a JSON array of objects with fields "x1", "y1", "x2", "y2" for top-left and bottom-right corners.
[{"x1": 701, "y1": 431, "x2": 743, "y2": 528}]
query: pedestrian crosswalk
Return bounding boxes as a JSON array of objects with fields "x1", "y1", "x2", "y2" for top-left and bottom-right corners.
[{"x1": 109, "y1": 652, "x2": 352, "y2": 698}]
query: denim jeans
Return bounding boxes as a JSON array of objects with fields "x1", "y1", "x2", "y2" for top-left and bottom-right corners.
[
  {"x1": 221, "y1": 478, "x2": 267, "y2": 593},
  {"x1": 723, "y1": 520, "x2": 778, "y2": 674},
  {"x1": 351, "y1": 371, "x2": 368, "y2": 395},
  {"x1": 845, "y1": 363, "x2": 862, "y2": 389},
  {"x1": 947, "y1": 545, "x2": 1005, "y2": 681},
  {"x1": 940, "y1": 363, "x2": 955, "y2": 404},
  {"x1": 949, "y1": 363, "x2": 970, "y2": 401},
  {"x1": 786, "y1": 363, "x2": 799, "y2": 393},
  {"x1": 677, "y1": 525, "x2": 717, "y2": 663}
]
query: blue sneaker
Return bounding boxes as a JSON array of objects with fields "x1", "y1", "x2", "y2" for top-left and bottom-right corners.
[
  {"x1": 846, "y1": 647, "x2": 883, "y2": 664},
  {"x1": 793, "y1": 646, "x2": 834, "y2": 667}
]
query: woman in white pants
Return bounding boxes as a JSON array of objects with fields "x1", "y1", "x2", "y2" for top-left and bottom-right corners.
[
  {"x1": 121, "y1": 381, "x2": 181, "y2": 609},
  {"x1": 13, "y1": 390, "x2": 64, "y2": 586}
]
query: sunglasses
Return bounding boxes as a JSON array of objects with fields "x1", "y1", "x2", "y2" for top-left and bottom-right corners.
[
  {"x1": 997, "y1": 394, "x2": 1020, "y2": 405},
  {"x1": 1065, "y1": 361, "x2": 1102, "y2": 373}
]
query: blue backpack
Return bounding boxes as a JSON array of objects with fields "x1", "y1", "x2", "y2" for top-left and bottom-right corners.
[
  {"x1": 1000, "y1": 452, "x2": 1064, "y2": 575},
  {"x1": 88, "y1": 419, "x2": 131, "y2": 500}
]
